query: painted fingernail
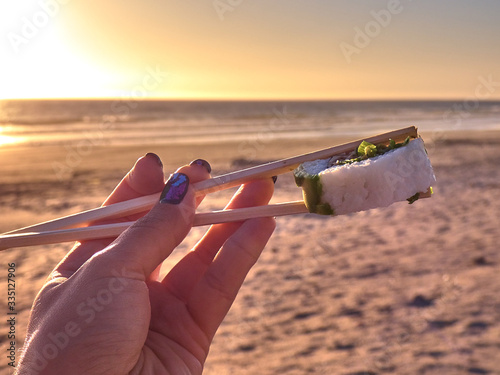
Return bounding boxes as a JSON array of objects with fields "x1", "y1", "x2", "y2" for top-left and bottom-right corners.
[
  {"x1": 189, "y1": 159, "x2": 212, "y2": 173},
  {"x1": 272, "y1": 176, "x2": 278, "y2": 184},
  {"x1": 159, "y1": 173, "x2": 189, "y2": 204},
  {"x1": 145, "y1": 152, "x2": 163, "y2": 168}
]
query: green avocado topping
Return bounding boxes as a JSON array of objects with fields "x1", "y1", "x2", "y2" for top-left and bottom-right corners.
[
  {"x1": 357, "y1": 140, "x2": 377, "y2": 157},
  {"x1": 334, "y1": 136, "x2": 411, "y2": 166},
  {"x1": 406, "y1": 186, "x2": 434, "y2": 204},
  {"x1": 294, "y1": 167, "x2": 334, "y2": 215},
  {"x1": 406, "y1": 192, "x2": 420, "y2": 204}
]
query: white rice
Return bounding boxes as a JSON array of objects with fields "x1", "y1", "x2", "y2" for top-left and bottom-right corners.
[{"x1": 302, "y1": 137, "x2": 436, "y2": 215}]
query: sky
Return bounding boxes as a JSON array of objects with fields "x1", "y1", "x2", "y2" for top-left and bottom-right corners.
[{"x1": 0, "y1": 0, "x2": 499, "y2": 100}]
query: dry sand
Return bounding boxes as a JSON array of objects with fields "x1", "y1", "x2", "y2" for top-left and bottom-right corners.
[{"x1": 1, "y1": 130, "x2": 499, "y2": 374}]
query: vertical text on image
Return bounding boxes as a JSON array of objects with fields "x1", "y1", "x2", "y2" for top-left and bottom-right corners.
[{"x1": 6, "y1": 262, "x2": 17, "y2": 368}]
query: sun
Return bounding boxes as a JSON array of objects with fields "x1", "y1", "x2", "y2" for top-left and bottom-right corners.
[
  {"x1": 0, "y1": 2, "x2": 120, "y2": 99},
  {"x1": 0, "y1": 30, "x2": 117, "y2": 99}
]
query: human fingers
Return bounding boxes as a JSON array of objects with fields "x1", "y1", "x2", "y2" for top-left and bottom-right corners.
[
  {"x1": 187, "y1": 217, "x2": 276, "y2": 340},
  {"x1": 51, "y1": 153, "x2": 166, "y2": 279},
  {"x1": 101, "y1": 156, "x2": 210, "y2": 222},
  {"x1": 102, "y1": 152, "x2": 165, "y2": 208},
  {"x1": 92, "y1": 160, "x2": 213, "y2": 280},
  {"x1": 161, "y1": 177, "x2": 274, "y2": 300},
  {"x1": 53, "y1": 159, "x2": 211, "y2": 279},
  {"x1": 196, "y1": 177, "x2": 276, "y2": 259}
]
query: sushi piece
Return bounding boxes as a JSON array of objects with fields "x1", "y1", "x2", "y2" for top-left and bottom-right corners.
[{"x1": 294, "y1": 136, "x2": 436, "y2": 215}]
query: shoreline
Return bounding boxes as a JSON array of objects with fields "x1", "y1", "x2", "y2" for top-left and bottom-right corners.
[{"x1": 1, "y1": 128, "x2": 498, "y2": 181}]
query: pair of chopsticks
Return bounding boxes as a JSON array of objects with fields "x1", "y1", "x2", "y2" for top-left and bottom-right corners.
[{"x1": 0, "y1": 126, "x2": 418, "y2": 250}]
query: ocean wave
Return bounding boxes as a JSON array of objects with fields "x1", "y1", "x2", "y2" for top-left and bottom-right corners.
[{"x1": 1, "y1": 99, "x2": 500, "y2": 150}]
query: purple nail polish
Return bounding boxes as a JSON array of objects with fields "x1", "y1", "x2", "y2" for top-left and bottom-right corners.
[
  {"x1": 160, "y1": 173, "x2": 189, "y2": 204},
  {"x1": 189, "y1": 159, "x2": 212, "y2": 173},
  {"x1": 145, "y1": 152, "x2": 163, "y2": 168}
]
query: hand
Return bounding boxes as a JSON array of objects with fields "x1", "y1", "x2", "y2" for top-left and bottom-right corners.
[{"x1": 17, "y1": 154, "x2": 276, "y2": 375}]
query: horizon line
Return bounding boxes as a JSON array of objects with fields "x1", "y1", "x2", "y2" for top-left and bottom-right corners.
[{"x1": 3, "y1": 97, "x2": 500, "y2": 102}]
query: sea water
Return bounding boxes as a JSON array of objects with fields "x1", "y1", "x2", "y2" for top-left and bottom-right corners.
[{"x1": 1, "y1": 100, "x2": 499, "y2": 149}]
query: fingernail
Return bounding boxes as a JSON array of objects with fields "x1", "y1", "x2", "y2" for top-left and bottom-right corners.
[
  {"x1": 160, "y1": 173, "x2": 189, "y2": 204},
  {"x1": 189, "y1": 159, "x2": 212, "y2": 173},
  {"x1": 145, "y1": 152, "x2": 163, "y2": 168},
  {"x1": 272, "y1": 176, "x2": 278, "y2": 184}
]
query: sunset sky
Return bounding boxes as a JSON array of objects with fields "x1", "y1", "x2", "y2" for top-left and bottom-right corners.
[{"x1": 1, "y1": 0, "x2": 499, "y2": 100}]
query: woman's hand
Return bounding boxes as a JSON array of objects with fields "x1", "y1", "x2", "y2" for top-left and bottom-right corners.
[{"x1": 17, "y1": 154, "x2": 275, "y2": 375}]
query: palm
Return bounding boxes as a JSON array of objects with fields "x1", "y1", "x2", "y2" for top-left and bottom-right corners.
[
  {"x1": 72, "y1": 276, "x2": 209, "y2": 374},
  {"x1": 134, "y1": 282, "x2": 209, "y2": 375},
  {"x1": 28, "y1": 269, "x2": 206, "y2": 374}
]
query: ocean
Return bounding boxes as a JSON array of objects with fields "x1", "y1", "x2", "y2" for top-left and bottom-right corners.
[{"x1": 1, "y1": 100, "x2": 500, "y2": 149}]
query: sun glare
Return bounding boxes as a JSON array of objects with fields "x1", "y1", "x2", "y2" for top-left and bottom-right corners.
[
  {"x1": 0, "y1": 1, "x2": 119, "y2": 100},
  {"x1": 0, "y1": 135, "x2": 19, "y2": 147},
  {"x1": 0, "y1": 126, "x2": 23, "y2": 147},
  {"x1": 1, "y1": 29, "x2": 117, "y2": 99}
]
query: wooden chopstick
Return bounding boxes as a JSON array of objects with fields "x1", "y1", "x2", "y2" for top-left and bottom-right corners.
[
  {"x1": 194, "y1": 126, "x2": 417, "y2": 195},
  {"x1": 0, "y1": 201, "x2": 309, "y2": 250},
  {"x1": 3, "y1": 126, "x2": 418, "y2": 236},
  {"x1": 4, "y1": 193, "x2": 161, "y2": 235},
  {"x1": 0, "y1": 186, "x2": 433, "y2": 250}
]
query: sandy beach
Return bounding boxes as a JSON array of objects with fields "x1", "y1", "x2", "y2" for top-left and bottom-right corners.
[{"x1": 1, "y1": 129, "x2": 499, "y2": 374}]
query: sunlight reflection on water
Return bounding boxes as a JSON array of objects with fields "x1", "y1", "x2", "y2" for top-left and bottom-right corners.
[{"x1": 0, "y1": 126, "x2": 25, "y2": 147}]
